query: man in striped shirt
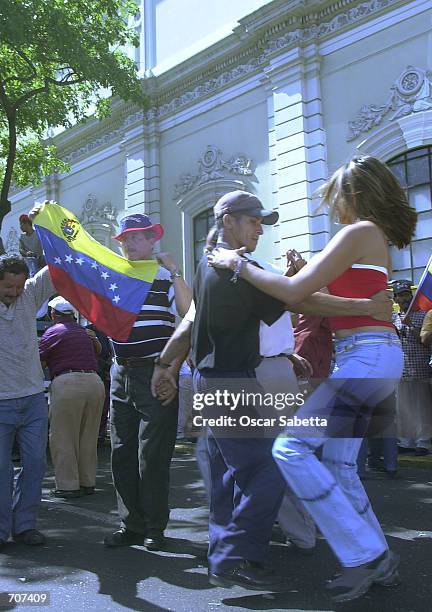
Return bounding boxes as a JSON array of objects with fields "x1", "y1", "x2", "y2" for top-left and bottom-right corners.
[{"x1": 104, "y1": 214, "x2": 192, "y2": 551}]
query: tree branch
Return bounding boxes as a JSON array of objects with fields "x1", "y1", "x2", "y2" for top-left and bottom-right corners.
[{"x1": 2, "y1": 47, "x2": 38, "y2": 86}]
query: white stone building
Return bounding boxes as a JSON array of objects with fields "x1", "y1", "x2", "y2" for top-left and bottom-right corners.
[{"x1": 3, "y1": 0, "x2": 432, "y2": 284}]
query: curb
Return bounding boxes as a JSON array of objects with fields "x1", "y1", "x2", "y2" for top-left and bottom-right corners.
[{"x1": 398, "y1": 455, "x2": 432, "y2": 469}]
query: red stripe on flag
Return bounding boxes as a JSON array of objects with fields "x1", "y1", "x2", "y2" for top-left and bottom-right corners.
[
  {"x1": 49, "y1": 266, "x2": 136, "y2": 341},
  {"x1": 413, "y1": 293, "x2": 432, "y2": 312}
]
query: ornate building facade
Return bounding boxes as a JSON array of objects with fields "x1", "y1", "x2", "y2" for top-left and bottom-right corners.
[{"x1": 3, "y1": 0, "x2": 432, "y2": 283}]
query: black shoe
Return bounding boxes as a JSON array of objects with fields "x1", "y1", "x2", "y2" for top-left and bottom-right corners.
[
  {"x1": 13, "y1": 529, "x2": 45, "y2": 546},
  {"x1": 104, "y1": 528, "x2": 144, "y2": 547},
  {"x1": 327, "y1": 550, "x2": 399, "y2": 602},
  {"x1": 414, "y1": 447, "x2": 429, "y2": 456},
  {"x1": 0, "y1": 538, "x2": 6, "y2": 551},
  {"x1": 208, "y1": 560, "x2": 285, "y2": 591},
  {"x1": 143, "y1": 530, "x2": 166, "y2": 551},
  {"x1": 50, "y1": 489, "x2": 83, "y2": 499},
  {"x1": 80, "y1": 486, "x2": 95, "y2": 495}
]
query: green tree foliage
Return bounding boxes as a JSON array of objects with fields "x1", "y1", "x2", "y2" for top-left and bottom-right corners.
[{"x1": 0, "y1": 0, "x2": 148, "y2": 227}]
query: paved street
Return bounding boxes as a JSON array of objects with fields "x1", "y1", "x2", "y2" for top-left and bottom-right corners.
[{"x1": 0, "y1": 445, "x2": 431, "y2": 612}]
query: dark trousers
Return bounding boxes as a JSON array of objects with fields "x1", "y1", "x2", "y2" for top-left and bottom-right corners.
[
  {"x1": 110, "y1": 362, "x2": 178, "y2": 533},
  {"x1": 194, "y1": 370, "x2": 285, "y2": 574}
]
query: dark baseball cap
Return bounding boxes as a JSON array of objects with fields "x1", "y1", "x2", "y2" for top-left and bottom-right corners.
[
  {"x1": 213, "y1": 191, "x2": 279, "y2": 225},
  {"x1": 391, "y1": 279, "x2": 413, "y2": 295}
]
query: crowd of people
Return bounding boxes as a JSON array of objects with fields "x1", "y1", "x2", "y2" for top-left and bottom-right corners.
[{"x1": 0, "y1": 155, "x2": 431, "y2": 604}]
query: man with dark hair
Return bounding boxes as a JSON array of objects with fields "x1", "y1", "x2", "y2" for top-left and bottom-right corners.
[{"x1": 0, "y1": 255, "x2": 55, "y2": 550}]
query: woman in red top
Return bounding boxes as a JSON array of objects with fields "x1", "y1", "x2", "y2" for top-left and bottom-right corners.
[{"x1": 207, "y1": 156, "x2": 417, "y2": 602}]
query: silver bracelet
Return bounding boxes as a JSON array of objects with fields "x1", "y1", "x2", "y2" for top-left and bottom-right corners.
[{"x1": 230, "y1": 258, "x2": 244, "y2": 283}]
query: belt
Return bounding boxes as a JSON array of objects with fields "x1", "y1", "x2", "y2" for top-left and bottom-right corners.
[
  {"x1": 115, "y1": 356, "x2": 155, "y2": 367},
  {"x1": 260, "y1": 353, "x2": 291, "y2": 359},
  {"x1": 54, "y1": 369, "x2": 96, "y2": 378}
]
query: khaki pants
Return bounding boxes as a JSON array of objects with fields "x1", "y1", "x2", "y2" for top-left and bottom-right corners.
[{"x1": 49, "y1": 372, "x2": 105, "y2": 490}]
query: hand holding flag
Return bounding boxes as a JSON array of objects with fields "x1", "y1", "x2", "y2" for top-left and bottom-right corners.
[{"x1": 32, "y1": 201, "x2": 158, "y2": 341}]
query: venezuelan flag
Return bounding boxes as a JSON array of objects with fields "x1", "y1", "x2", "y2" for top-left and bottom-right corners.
[
  {"x1": 411, "y1": 254, "x2": 432, "y2": 312},
  {"x1": 34, "y1": 202, "x2": 158, "y2": 341}
]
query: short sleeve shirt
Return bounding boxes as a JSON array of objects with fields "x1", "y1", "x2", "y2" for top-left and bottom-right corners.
[{"x1": 191, "y1": 254, "x2": 285, "y2": 372}]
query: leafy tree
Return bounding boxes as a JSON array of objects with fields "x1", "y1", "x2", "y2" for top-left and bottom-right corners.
[{"x1": 0, "y1": 0, "x2": 148, "y2": 228}]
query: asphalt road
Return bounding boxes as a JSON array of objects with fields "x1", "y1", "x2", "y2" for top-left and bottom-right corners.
[{"x1": 0, "y1": 445, "x2": 431, "y2": 612}]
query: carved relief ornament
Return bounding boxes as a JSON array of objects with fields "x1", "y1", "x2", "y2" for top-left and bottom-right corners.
[
  {"x1": 347, "y1": 66, "x2": 432, "y2": 141},
  {"x1": 173, "y1": 146, "x2": 254, "y2": 199}
]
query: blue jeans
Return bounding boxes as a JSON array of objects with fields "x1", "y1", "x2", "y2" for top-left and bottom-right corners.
[
  {"x1": 273, "y1": 332, "x2": 403, "y2": 567},
  {"x1": 194, "y1": 369, "x2": 285, "y2": 573},
  {"x1": 0, "y1": 393, "x2": 48, "y2": 541}
]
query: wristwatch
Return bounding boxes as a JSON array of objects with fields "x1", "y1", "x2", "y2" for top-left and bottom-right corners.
[
  {"x1": 169, "y1": 269, "x2": 182, "y2": 280},
  {"x1": 154, "y1": 355, "x2": 171, "y2": 369}
]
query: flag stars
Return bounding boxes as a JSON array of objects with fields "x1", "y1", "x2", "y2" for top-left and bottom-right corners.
[
  {"x1": 113, "y1": 295, "x2": 120, "y2": 304},
  {"x1": 101, "y1": 271, "x2": 109, "y2": 280},
  {"x1": 54, "y1": 257, "x2": 62, "y2": 265},
  {"x1": 109, "y1": 283, "x2": 118, "y2": 292},
  {"x1": 75, "y1": 257, "x2": 84, "y2": 266},
  {"x1": 65, "y1": 254, "x2": 73, "y2": 263},
  {"x1": 91, "y1": 262, "x2": 98, "y2": 269}
]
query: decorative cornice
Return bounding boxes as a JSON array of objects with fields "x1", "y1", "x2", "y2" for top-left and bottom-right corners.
[
  {"x1": 54, "y1": 0, "x2": 404, "y2": 164},
  {"x1": 347, "y1": 66, "x2": 432, "y2": 141},
  {"x1": 173, "y1": 145, "x2": 254, "y2": 200}
]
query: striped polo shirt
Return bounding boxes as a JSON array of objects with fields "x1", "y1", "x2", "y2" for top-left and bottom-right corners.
[{"x1": 111, "y1": 267, "x2": 177, "y2": 359}]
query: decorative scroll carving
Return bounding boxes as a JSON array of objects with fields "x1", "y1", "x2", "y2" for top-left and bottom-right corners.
[
  {"x1": 173, "y1": 146, "x2": 254, "y2": 199},
  {"x1": 347, "y1": 66, "x2": 432, "y2": 141},
  {"x1": 79, "y1": 193, "x2": 118, "y2": 225}
]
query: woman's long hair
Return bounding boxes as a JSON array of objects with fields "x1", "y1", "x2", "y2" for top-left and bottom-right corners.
[{"x1": 319, "y1": 156, "x2": 417, "y2": 248}]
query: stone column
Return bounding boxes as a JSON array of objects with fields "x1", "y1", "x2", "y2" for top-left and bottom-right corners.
[
  {"x1": 123, "y1": 116, "x2": 161, "y2": 223},
  {"x1": 264, "y1": 45, "x2": 330, "y2": 261}
]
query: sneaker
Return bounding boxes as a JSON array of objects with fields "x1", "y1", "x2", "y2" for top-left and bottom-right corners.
[
  {"x1": 13, "y1": 529, "x2": 45, "y2": 546},
  {"x1": 208, "y1": 560, "x2": 285, "y2": 591},
  {"x1": 414, "y1": 447, "x2": 429, "y2": 456},
  {"x1": 327, "y1": 550, "x2": 399, "y2": 602},
  {"x1": 104, "y1": 528, "x2": 144, "y2": 547},
  {"x1": 80, "y1": 486, "x2": 95, "y2": 495}
]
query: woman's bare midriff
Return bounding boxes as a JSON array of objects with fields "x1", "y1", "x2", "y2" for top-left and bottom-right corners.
[{"x1": 334, "y1": 325, "x2": 397, "y2": 339}]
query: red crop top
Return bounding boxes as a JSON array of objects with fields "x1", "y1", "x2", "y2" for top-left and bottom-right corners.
[{"x1": 327, "y1": 264, "x2": 394, "y2": 332}]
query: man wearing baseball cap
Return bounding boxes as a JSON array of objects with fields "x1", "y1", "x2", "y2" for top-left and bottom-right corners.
[
  {"x1": 39, "y1": 297, "x2": 105, "y2": 499},
  {"x1": 104, "y1": 213, "x2": 192, "y2": 551}
]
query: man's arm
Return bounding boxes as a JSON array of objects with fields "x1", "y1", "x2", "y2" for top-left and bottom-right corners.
[
  {"x1": 151, "y1": 319, "x2": 192, "y2": 400},
  {"x1": 290, "y1": 290, "x2": 393, "y2": 321},
  {"x1": 156, "y1": 252, "x2": 192, "y2": 317},
  {"x1": 26, "y1": 265, "x2": 55, "y2": 309},
  {"x1": 420, "y1": 310, "x2": 432, "y2": 345}
]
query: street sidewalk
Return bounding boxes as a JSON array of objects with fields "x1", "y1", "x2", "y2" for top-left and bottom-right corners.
[{"x1": 0, "y1": 444, "x2": 431, "y2": 612}]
